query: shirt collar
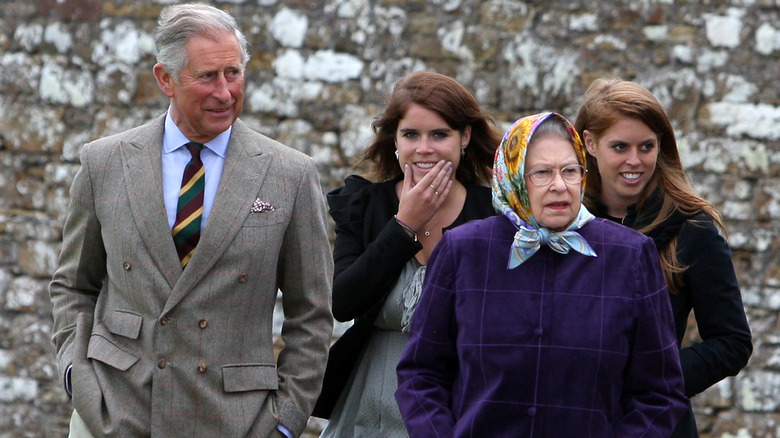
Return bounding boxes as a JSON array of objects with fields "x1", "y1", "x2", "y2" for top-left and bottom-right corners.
[{"x1": 162, "y1": 108, "x2": 231, "y2": 158}]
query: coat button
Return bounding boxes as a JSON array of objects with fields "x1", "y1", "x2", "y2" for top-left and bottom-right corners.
[
  {"x1": 198, "y1": 319, "x2": 208, "y2": 329},
  {"x1": 157, "y1": 359, "x2": 168, "y2": 369},
  {"x1": 197, "y1": 363, "x2": 208, "y2": 373},
  {"x1": 123, "y1": 262, "x2": 132, "y2": 271},
  {"x1": 160, "y1": 316, "x2": 170, "y2": 326},
  {"x1": 238, "y1": 274, "x2": 248, "y2": 283},
  {"x1": 533, "y1": 327, "x2": 543, "y2": 336},
  {"x1": 528, "y1": 407, "x2": 536, "y2": 416}
]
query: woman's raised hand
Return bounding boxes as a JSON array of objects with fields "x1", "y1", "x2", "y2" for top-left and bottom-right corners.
[{"x1": 396, "y1": 160, "x2": 453, "y2": 232}]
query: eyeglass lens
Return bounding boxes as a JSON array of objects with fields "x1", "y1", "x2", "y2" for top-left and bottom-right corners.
[{"x1": 527, "y1": 165, "x2": 585, "y2": 185}]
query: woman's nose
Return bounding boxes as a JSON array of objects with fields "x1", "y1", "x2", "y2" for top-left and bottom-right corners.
[
  {"x1": 549, "y1": 171, "x2": 567, "y2": 191},
  {"x1": 417, "y1": 138, "x2": 433, "y2": 153},
  {"x1": 626, "y1": 148, "x2": 641, "y2": 165}
]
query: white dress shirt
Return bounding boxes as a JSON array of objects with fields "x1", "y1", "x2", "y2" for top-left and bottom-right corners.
[{"x1": 161, "y1": 109, "x2": 230, "y2": 232}]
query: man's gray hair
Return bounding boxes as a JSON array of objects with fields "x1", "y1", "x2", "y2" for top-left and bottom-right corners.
[{"x1": 154, "y1": 3, "x2": 250, "y2": 81}]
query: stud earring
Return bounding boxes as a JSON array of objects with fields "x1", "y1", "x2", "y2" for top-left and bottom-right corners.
[{"x1": 461, "y1": 148, "x2": 466, "y2": 158}]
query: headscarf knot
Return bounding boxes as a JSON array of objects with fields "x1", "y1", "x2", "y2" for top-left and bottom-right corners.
[{"x1": 509, "y1": 213, "x2": 597, "y2": 269}]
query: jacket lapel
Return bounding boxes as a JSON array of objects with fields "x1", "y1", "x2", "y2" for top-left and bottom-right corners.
[{"x1": 121, "y1": 116, "x2": 182, "y2": 289}]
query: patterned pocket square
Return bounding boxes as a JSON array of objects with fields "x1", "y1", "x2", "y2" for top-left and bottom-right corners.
[{"x1": 251, "y1": 198, "x2": 276, "y2": 213}]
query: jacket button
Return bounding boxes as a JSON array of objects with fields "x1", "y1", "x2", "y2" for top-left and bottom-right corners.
[
  {"x1": 123, "y1": 262, "x2": 132, "y2": 271},
  {"x1": 238, "y1": 274, "x2": 248, "y2": 283},
  {"x1": 197, "y1": 363, "x2": 208, "y2": 373},
  {"x1": 198, "y1": 319, "x2": 208, "y2": 329},
  {"x1": 533, "y1": 327, "x2": 543, "y2": 336},
  {"x1": 157, "y1": 359, "x2": 168, "y2": 369},
  {"x1": 160, "y1": 316, "x2": 170, "y2": 326},
  {"x1": 528, "y1": 407, "x2": 536, "y2": 416}
]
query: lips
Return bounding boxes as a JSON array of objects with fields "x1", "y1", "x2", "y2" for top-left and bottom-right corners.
[
  {"x1": 621, "y1": 172, "x2": 642, "y2": 182},
  {"x1": 206, "y1": 105, "x2": 233, "y2": 116},
  {"x1": 546, "y1": 201, "x2": 569, "y2": 210},
  {"x1": 415, "y1": 162, "x2": 436, "y2": 169}
]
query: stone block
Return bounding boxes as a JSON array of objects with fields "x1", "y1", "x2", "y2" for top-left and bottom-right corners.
[
  {"x1": 0, "y1": 53, "x2": 41, "y2": 96},
  {"x1": 0, "y1": 376, "x2": 38, "y2": 402},
  {"x1": 0, "y1": 103, "x2": 66, "y2": 154},
  {"x1": 5, "y1": 276, "x2": 49, "y2": 313},
  {"x1": 38, "y1": 0, "x2": 102, "y2": 22}
]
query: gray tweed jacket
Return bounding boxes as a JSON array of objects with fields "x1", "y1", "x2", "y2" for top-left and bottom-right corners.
[{"x1": 49, "y1": 115, "x2": 333, "y2": 437}]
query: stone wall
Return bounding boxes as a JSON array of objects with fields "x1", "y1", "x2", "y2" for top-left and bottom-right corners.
[{"x1": 1, "y1": 0, "x2": 778, "y2": 436}]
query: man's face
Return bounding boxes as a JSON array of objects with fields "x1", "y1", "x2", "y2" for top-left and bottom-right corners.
[{"x1": 154, "y1": 31, "x2": 244, "y2": 143}]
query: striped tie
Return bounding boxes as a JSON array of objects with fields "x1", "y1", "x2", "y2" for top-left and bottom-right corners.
[{"x1": 172, "y1": 142, "x2": 205, "y2": 267}]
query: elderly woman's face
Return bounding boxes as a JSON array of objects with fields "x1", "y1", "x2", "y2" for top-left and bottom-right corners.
[{"x1": 525, "y1": 135, "x2": 582, "y2": 229}]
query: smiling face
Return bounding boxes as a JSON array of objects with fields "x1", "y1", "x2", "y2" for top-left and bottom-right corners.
[
  {"x1": 154, "y1": 31, "x2": 245, "y2": 143},
  {"x1": 583, "y1": 117, "x2": 660, "y2": 217},
  {"x1": 395, "y1": 103, "x2": 470, "y2": 184},
  {"x1": 525, "y1": 135, "x2": 582, "y2": 229}
]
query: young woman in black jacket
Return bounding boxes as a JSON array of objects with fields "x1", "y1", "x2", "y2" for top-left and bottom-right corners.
[
  {"x1": 313, "y1": 71, "x2": 501, "y2": 437},
  {"x1": 575, "y1": 78, "x2": 753, "y2": 438}
]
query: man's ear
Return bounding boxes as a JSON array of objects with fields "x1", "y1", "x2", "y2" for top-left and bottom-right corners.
[{"x1": 153, "y1": 63, "x2": 175, "y2": 98}]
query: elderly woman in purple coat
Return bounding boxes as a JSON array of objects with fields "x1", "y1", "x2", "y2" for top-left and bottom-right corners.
[{"x1": 395, "y1": 112, "x2": 688, "y2": 437}]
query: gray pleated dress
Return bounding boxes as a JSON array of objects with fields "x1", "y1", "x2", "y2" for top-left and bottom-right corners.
[{"x1": 321, "y1": 259, "x2": 425, "y2": 438}]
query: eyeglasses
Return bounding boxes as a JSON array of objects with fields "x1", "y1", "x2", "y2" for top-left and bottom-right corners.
[{"x1": 525, "y1": 164, "x2": 587, "y2": 186}]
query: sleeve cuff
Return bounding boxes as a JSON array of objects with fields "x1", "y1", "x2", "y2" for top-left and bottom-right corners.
[
  {"x1": 277, "y1": 424, "x2": 294, "y2": 438},
  {"x1": 65, "y1": 364, "x2": 73, "y2": 397}
]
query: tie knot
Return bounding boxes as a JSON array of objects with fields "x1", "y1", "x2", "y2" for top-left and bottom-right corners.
[{"x1": 185, "y1": 142, "x2": 204, "y2": 157}]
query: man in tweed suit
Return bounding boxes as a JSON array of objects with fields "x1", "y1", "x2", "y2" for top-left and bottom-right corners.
[{"x1": 49, "y1": 4, "x2": 333, "y2": 437}]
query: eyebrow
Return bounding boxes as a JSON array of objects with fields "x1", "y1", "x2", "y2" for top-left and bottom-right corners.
[
  {"x1": 398, "y1": 127, "x2": 453, "y2": 132},
  {"x1": 528, "y1": 159, "x2": 579, "y2": 167},
  {"x1": 607, "y1": 137, "x2": 656, "y2": 144}
]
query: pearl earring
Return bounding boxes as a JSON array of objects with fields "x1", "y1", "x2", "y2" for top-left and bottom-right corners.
[{"x1": 395, "y1": 150, "x2": 399, "y2": 160}]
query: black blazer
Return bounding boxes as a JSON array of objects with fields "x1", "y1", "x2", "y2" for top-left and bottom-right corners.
[
  {"x1": 590, "y1": 191, "x2": 752, "y2": 438},
  {"x1": 312, "y1": 175, "x2": 495, "y2": 418}
]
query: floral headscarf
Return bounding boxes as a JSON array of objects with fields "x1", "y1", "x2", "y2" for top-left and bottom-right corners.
[{"x1": 492, "y1": 112, "x2": 597, "y2": 268}]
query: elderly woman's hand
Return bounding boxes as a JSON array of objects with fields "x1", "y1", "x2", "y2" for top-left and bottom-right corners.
[{"x1": 395, "y1": 160, "x2": 453, "y2": 232}]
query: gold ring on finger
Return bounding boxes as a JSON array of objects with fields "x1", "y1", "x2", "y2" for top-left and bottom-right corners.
[
  {"x1": 429, "y1": 184, "x2": 437, "y2": 191},
  {"x1": 434, "y1": 190, "x2": 441, "y2": 197}
]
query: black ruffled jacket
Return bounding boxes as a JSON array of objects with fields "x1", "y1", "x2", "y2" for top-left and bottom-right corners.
[
  {"x1": 590, "y1": 189, "x2": 752, "y2": 437},
  {"x1": 312, "y1": 175, "x2": 495, "y2": 418}
]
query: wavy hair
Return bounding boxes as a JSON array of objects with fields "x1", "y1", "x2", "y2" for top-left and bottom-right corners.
[
  {"x1": 360, "y1": 71, "x2": 501, "y2": 185},
  {"x1": 574, "y1": 78, "x2": 724, "y2": 292}
]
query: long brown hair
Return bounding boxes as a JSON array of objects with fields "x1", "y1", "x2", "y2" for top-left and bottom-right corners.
[
  {"x1": 574, "y1": 78, "x2": 724, "y2": 292},
  {"x1": 360, "y1": 71, "x2": 501, "y2": 185}
]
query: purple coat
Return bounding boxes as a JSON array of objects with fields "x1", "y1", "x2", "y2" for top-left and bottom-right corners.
[{"x1": 395, "y1": 215, "x2": 687, "y2": 437}]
